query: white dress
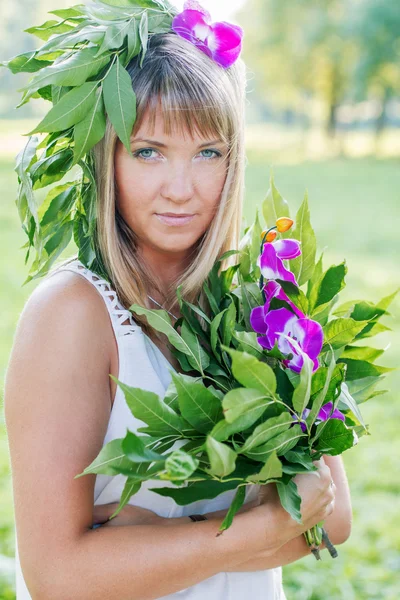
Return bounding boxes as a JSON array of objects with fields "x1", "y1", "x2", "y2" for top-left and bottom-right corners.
[{"x1": 14, "y1": 258, "x2": 287, "y2": 599}]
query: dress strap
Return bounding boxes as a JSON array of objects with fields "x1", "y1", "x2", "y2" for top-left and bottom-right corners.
[{"x1": 49, "y1": 259, "x2": 141, "y2": 339}]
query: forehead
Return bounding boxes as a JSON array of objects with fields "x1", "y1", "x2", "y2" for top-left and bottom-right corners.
[{"x1": 132, "y1": 96, "x2": 226, "y2": 144}]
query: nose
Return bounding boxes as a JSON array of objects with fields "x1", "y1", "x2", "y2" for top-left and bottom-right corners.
[{"x1": 161, "y1": 161, "x2": 195, "y2": 204}]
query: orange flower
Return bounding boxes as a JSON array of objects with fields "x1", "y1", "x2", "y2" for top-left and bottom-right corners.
[
  {"x1": 276, "y1": 217, "x2": 294, "y2": 233},
  {"x1": 261, "y1": 229, "x2": 277, "y2": 242}
]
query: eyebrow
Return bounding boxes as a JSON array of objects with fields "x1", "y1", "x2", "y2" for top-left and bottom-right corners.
[{"x1": 130, "y1": 137, "x2": 224, "y2": 148}]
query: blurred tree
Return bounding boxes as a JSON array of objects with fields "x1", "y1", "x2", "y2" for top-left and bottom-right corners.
[
  {"x1": 237, "y1": 0, "x2": 400, "y2": 136},
  {"x1": 351, "y1": 1, "x2": 400, "y2": 140},
  {"x1": 238, "y1": 0, "x2": 357, "y2": 134},
  {"x1": 0, "y1": 0, "x2": 71, "y2": 119}
]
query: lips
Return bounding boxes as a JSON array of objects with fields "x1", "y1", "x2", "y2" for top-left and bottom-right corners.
[{"x1": 155, "y1": 214, "x2": 195, "y2": 226}]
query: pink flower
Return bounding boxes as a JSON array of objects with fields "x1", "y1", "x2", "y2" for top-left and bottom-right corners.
[
  {"x1": 171, "y1": 0, "x2": 243, "y2": 69},
  {"x1": 257, "y1": 239, "x2": 302, "y2": 286}
]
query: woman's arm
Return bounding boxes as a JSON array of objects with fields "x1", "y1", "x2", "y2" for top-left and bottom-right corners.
[
  {"x1": 95, "y1": 453, "x2": 351, "y2": 573},
  {"x1": 4, "y1": 273, "x2": 286, "y2": 600}
]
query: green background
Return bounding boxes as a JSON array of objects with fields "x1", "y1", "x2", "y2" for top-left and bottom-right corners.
[{"x1": 0, "y1": 128, "x2": 399, "y2": 598}]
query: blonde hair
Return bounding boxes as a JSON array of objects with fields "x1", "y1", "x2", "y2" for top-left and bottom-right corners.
[{"x1": 52, "y1": 32, "x2": 247, "y2": 340}]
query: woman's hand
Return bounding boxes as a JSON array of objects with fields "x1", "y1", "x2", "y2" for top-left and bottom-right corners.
[
  {"x1": 92, "y1": 503, "x2": 163, "y2": 528},
  {"x1": 253, "y1": 456, "x2": 336, "y2": 547}
]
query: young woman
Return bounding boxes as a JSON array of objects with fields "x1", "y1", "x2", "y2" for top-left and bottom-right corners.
[{"x1": 4, "y1": 27, "x2": 351, "y2": 600}]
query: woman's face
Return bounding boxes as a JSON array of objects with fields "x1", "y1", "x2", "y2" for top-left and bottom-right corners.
[{"x1": 114, "y1": 104, "x2": 229, "y2": 266}]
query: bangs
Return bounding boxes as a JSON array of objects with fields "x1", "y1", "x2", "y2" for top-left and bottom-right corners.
[{"x1": 127, "y1": 33, "x2": 234, "y2": 146}]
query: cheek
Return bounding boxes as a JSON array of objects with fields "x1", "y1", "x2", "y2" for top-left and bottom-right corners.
[
  {"x1": 200, "y1": 168, "x2": 227, "y2": 212},
  {"x1": 115, "y1": 155, "x2": 155, "y2": 214}
]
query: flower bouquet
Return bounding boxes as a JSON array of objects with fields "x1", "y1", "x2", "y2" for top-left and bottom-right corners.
[{"x1": 76, "y1": 176, "x2": 397, "y2": 560}]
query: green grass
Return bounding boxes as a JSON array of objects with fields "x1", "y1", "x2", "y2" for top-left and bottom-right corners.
[{"x1": 0, "y1": 148, "x2": 399, "y2": 599}]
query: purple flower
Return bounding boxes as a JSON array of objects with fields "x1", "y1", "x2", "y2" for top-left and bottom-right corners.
[
  {"x1": 251, "y1": 280, "x2": 305, "y2": 323},
  {"x1": 171, "y1": 0, "x2": 244, "y2": 69},
  {"x1": 293, "y1": 402, "x2": 346, "y2": 433},
  {"x1": 251, "y1": 303, "x2": 323, "y2": 373},
  {"x1": 257, "y1": 239, "x2": 301, "y2": 286}
]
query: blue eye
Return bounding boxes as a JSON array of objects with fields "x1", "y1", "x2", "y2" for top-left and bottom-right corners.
[
  {"x1": 133, "y1": 147, "x2": 223, "y2": 161},
  {"x1": 134, "y1": 148, "x2": 158, "y2": 160},
  {"x1": 200, "y1": 149, "x2": 222, "y2": 159}
]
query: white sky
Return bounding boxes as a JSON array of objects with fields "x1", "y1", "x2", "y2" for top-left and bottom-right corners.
[{"x1": 172, "y1": 0, "x2": 247, "y2": 22}]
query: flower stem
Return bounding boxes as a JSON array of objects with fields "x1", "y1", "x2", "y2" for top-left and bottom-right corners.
[
  {"x1": 303, "y1": 525, "x2": 339, "y2": 560},
  {"x1": 321, "y1": 527, "x2": 339, "y2": 558},
  {"x1": 258, "y1": 226, "x2": 278, "y2": 301}
]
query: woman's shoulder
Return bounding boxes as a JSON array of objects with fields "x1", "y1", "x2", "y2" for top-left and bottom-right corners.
[{"x1": 17, "y1": 266, "x2": 115, "y2": 353}]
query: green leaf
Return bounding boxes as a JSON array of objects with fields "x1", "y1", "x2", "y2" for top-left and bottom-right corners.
[
  {"x1": 209, "y1": 418, "x2": 248, "y2": 442},
  {"x1": 340, "y1": 346, "x2": 384, "y2": 363},
  {"x1": 44, "y1": 219, "x2": 74, "y2": 255},
  {"x1": 205, "y1": 436, "x2": 237, "y2": 477},
  {"x1": 222, "y1": 347, "x2": 277, "y2": 397},
  {"x1": 22, "y1": 47, "x2": 110, "y2": 97},
  {"x1": 311, "y1": 296, "x2": 339, "y2": 327},
  {"x1": 127, "y1": 20, "x2": 141, "y2": 62},
  {"x1": 74, "y1": 438, "x2": 133, "y2": 477},
  {"x1": 109, "y1": 462, "x2": 151, "y2": 519},
  {"x1": 221, "y1": 298, "x2": 237, "y2": 347},
  {"x1": 355, "y1": 321, "x2": 391, "y2": 340},
  {"x1": 247, "y1": 207, "x2": 263, "y2": 270},
  {"x1": 2, "y1": 51, "x2": 52, "y2": 73},
  {"x1": 25, "y1": 20, "x2": 74, "y2": 41},
  {"x1": 100, "y1": 0, "x2": 160, "y2": 7},
  {"x1": 103, "y1": 56, "x2": 137, "y2": 153},
  {"x1": 292, "y1": 353, "x2": 313, "y2": 415},
  {"x1": 276, "y1": 479, "x2": 302, "y2": 524},
  {"x1": 73, "y1": 87, "x2": 106, "y2": 163},
  {"x1": 262, "y1": 173, "x2": 290, "y2": 228},
  {"x1": 150, "y1": 478, "x2": 240, "y2": 504},
  {"x1": 285, "y1": 449, "x2": 317, "y2": 470},
  {"x1": 40, "y1": 185, "x2": 76, "y2": 227},
  {"x1": 323, "y1": 318, "x2": 369, "y2": 350},
  {"x1": 338, "y1": 382, "x2": 367, "y2": 430},
  {"x1": 241, "y1": 413, "x2": 293, "y2": 453},
  {"x1": 218, "y1": 485, "x2": 247, "y2": 533},
  {"x1": 121, "y1": 430, "x2": 166, "y2": 462},
  {"x1": 222, "y1": 388, "x2": 276, "y2": 425},
  {"x1": 314, "y1": 419, "x2": 356, "y2": 455},
  {"x1": 289, "y1": 192, "x2": 316, "y2": 286},
  {"x1": 172, "y1": 373, "x2": 223, "y2": 434},
  {"x1": 29, "y1": 81, "x2": 99, "y2": 134},
  {"x1": 338, "y1": 359, "x2": 394, "y2": 381},
  {"x1": 232, "y1": 331, "x2": 264, "y2": 359},
  {"x1": 139, "y1": 11, "x2": 149, "y2": 68},
  {"x1": 112, "y1": 376, "x2": 187, "y2": 437},
  {"x1": 278, "y1": 280, "x2": 309, "y2": 315},
  {"x1": 346, "y1": 375, "x2": 385, "y2": 405},
  {"x1": 31, "y1": 148, "x2": 74, "y2": 189},
  {"x1": 246, "y1": 451, "x2": 283, "y2": 483},
  {"x1": 309, "y1": 262, "x2": 347, "y2": 312},
  {"x1": 15, "y1": 136, "x2": 40, "y2": 227},
  {"x1": 130, "y1": 305, "x2": 192, "y2": 355},
  {"x1": 307, "y1": 355, "x2": 342, "y2": 428},
  {"x1": 376, "y1": 288, "x2": 399, "y2": 312},
  {"x1": 49, "y1": 7, "x2": 86, "y2": 19},
  {"x1": 307, "y1": 252, "x2": 323, "y2": 298},
  {"x1": 241, "y1": 425, "x2": 305, "y2": 462},
  {"x1": 180, "y1": 321, "x2": 210, "y2": 372},
  {"x1": 210, "y1": 309, "x2": 226, "y2": 359},
  {"x1": 159, "y1": 450, "x2": 199, "y2": 481},
  {"x1": 95, "y1": 20, "x2": 132, "y2": 56}
]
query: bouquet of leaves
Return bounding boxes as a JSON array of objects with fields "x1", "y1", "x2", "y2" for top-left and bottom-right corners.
[{"x1": 76, "y1": 176, "x2": 397, "y2": 560}]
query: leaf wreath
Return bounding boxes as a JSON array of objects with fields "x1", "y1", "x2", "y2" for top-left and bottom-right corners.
[{"x1": 1, "y1": 0, "x2": 178, "y2": 284}]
